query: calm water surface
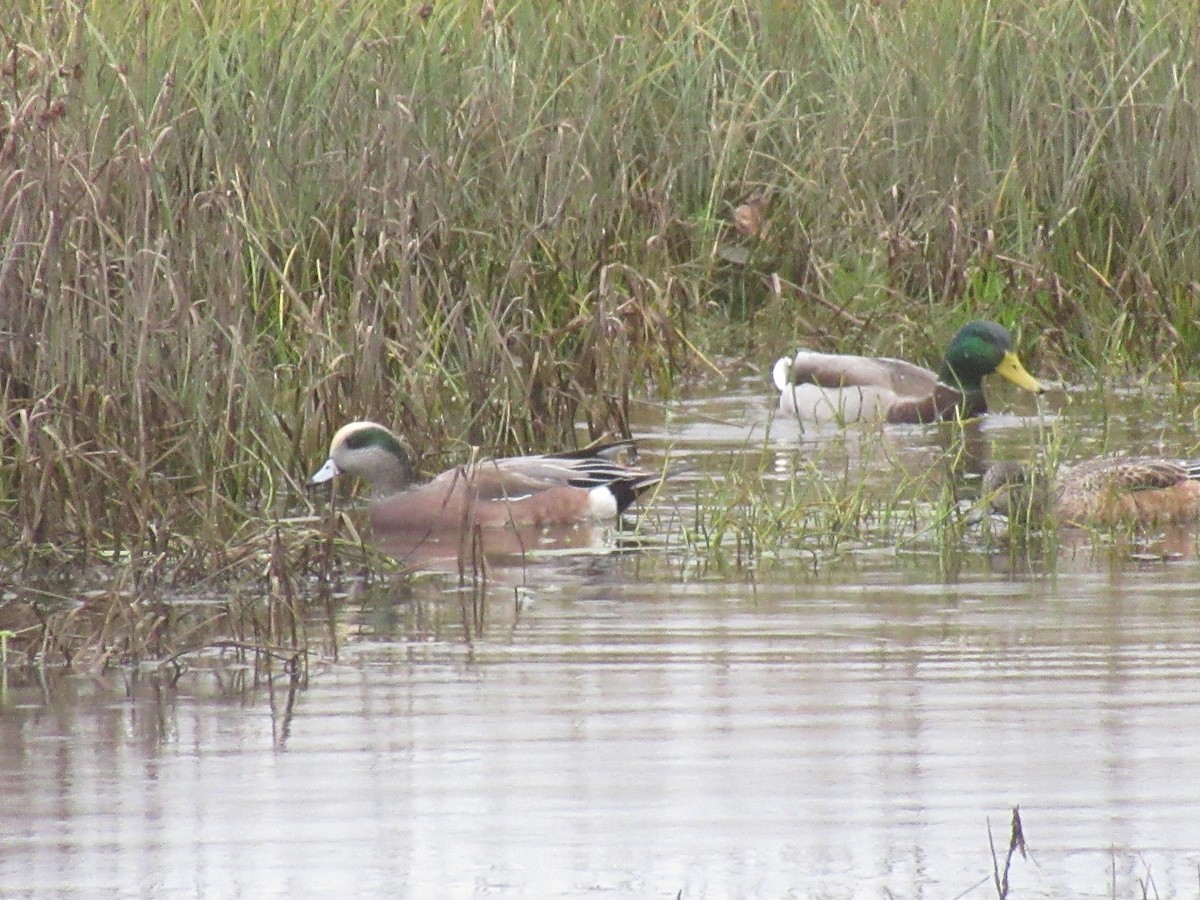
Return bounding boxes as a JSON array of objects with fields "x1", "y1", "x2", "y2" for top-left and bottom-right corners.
[{"x1": 4, "y1": 377, "x2": 1200, "y2": 898}]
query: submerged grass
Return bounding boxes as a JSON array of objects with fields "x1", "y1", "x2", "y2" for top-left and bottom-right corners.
[
  {"x1": 5, "y1": 0, "x2": 1200, "y2": 660},
  {"x1": 670, "y1": 425, "x2": 980, "y2": 576},
  {"x1": 670, "y1": 407, "x2": 1200, "y2": 578}
]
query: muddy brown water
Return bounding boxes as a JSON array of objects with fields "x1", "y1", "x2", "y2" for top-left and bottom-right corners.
[{"x1": 4, "y1": 376, "x2": 1200, "y2": 897}]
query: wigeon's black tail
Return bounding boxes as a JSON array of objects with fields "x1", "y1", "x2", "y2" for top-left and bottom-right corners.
[
  {"x1": 550, "y1": 439, "x2": 671, "y2": 515},
  {"x1": 604, "y1": 471, "x2": 667, "y2": 515}
]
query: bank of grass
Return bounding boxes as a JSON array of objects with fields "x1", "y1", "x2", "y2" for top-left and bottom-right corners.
[{"x1": 4, "y1": 0, "x2": 1200, "y2": 611}]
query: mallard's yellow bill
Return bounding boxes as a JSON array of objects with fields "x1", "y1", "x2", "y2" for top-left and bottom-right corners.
[{"x1": 995, "y1": 351, "x2": 1044, "y2": 393}]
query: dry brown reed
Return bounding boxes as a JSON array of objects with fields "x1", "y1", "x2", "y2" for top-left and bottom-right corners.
[{"x1": 4, "y1": 0, "x2": 1200, "y2": 664}]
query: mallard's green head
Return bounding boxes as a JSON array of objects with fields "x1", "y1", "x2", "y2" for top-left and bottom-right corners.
[{"x1": 939, "y1": 320, "x2": 1043, "y2": 395}]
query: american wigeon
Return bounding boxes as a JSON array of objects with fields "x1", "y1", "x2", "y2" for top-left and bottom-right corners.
[
  {"x1": 980, "y1": 455, "x2": 1200, "y2": 527},
  {"x1": 772, "y1": 320, "x2": 1044, "y2": 424},
  {"x1": 309, "y1": 421, "x2": 665, "y2": 530}
]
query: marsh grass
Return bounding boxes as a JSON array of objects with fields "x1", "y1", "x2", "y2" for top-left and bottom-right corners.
[
  {"x1": 6, "y1": 0, "x2": 1200, "y2": 659},
  {"x1": 0, "y1": 503, "x2": 390, "y2": 672},
  {"x1": 672, "y1": 427, "x2": 982, "y2": 574},
  {"x1": 2, "y1": 567, "x2": 318, "y2": 677},
  {"x1": 672, "y1": 402, "x2": 1197, "y2": 577}
]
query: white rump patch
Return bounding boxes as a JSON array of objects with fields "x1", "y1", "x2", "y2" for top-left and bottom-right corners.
[
  {"x1": 587, "y1": 486, "x2": 620, "y2": 520},
  {"x1": 772, "y1": 356, "x2": 794, "y2": 392}
]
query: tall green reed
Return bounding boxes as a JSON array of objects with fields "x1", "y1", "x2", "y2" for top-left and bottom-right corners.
[{"x1": 3, "y1": 0, "x2": 1200, "y2": 575}]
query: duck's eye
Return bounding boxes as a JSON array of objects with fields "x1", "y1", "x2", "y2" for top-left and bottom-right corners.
[{"x1": 345, "y1": 429, "x2": 375, "y2": 450}]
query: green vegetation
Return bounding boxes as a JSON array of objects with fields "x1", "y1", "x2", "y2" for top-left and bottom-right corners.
[{"x1": 4, "y1": 0, "x2": 1200, "y2": 607}]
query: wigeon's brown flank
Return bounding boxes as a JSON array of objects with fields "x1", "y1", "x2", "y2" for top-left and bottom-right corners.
[
  {"x1": 309, "y1": 421, "x2": 665, "y2": 531},
  {"x1": 773, "y1": 320, "x2": 1044, "y2": 425},
  {"x1": 981, "y1": 456, "x2": 1200, "y2": 527}
]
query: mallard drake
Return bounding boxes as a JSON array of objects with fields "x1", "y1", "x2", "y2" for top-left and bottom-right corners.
[
  {"x1": 309, "y1": 421, "x2": 664, "y2": 530},
  {"x1": 772, "y1": 320, "x2": 1044, "y2": 424},
  {"x1": 980, "y1": 456, "x2": 1200, "y2": 527}
]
